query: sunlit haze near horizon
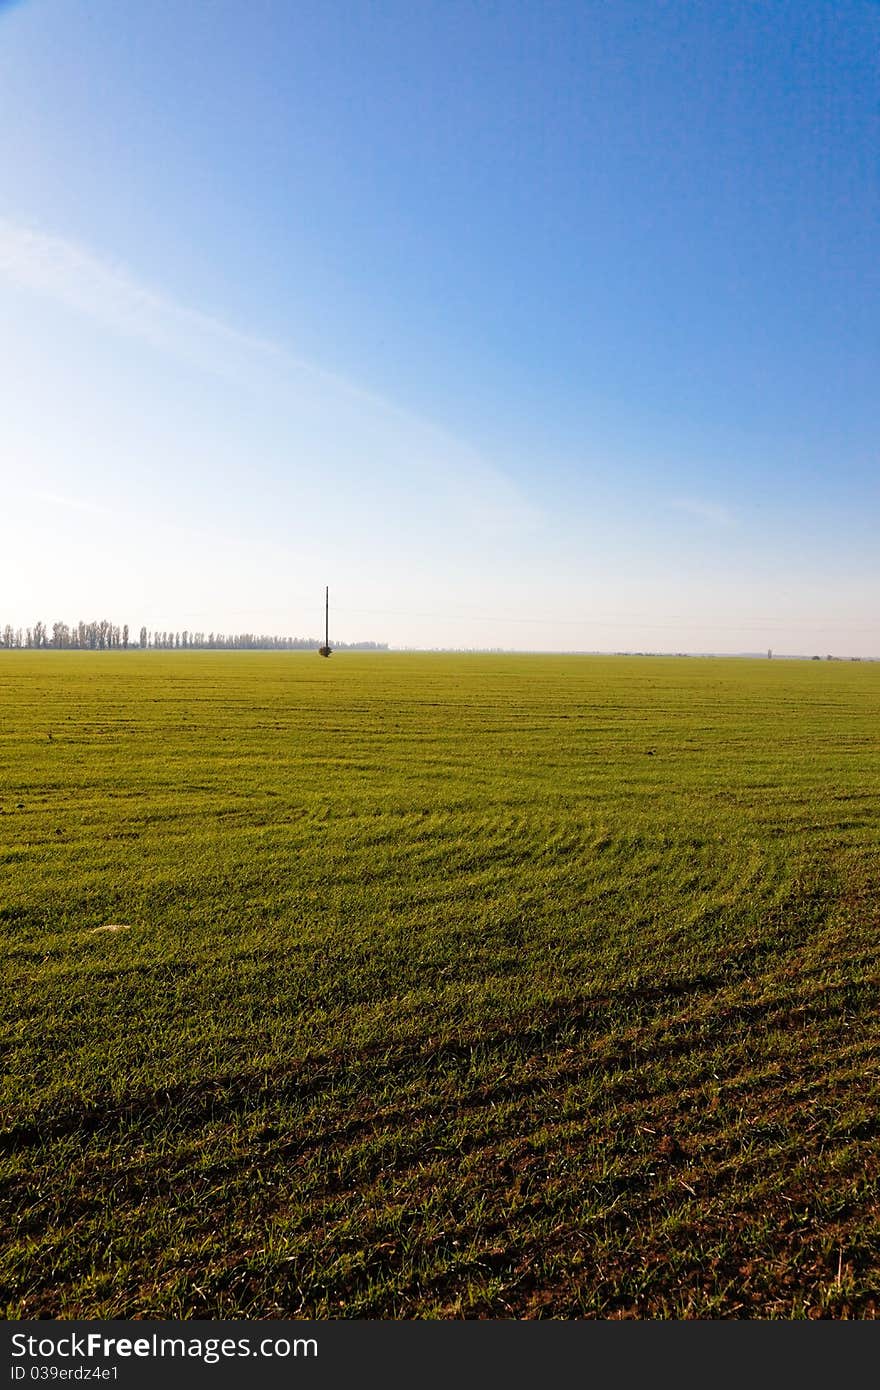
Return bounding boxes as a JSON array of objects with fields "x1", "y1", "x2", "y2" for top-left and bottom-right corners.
[{"x1": 1, "y1": 1, "x2": 877, "y2": 655}]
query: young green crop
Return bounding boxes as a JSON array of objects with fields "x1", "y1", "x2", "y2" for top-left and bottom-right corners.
[{"x1": 1, "y1": 651, "x2": 878, "y2": 1317}]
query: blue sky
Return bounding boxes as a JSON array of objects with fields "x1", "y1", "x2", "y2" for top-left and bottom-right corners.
[{"x1": 1, "y1": 0, "x2": 877, "y2": 653}]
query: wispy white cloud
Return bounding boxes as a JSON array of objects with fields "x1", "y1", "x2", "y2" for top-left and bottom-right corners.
[
  {"x1": 30, "y1": 489, "x2": 106, "y2": 515},
  {"x1": 0, "y1": 216, "x2": 541, "y2": 537},
  {"x1": 670, "y1": 496, "x2": 734, "y2": 526},
  {"x1": 0, "y1": 217, "x2": 280, "y2": 372}
]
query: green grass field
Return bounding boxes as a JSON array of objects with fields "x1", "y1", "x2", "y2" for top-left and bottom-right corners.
[{"x1": 1, "y1": 651, "x2": 878, "y2": 1318}]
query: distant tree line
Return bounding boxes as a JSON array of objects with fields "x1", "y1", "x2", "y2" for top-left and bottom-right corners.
[{"x1": 1, "y1": 620, "x2": 386, "y2": 651}]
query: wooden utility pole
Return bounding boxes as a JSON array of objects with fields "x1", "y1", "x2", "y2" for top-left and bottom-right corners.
[{"x1": 319, "y1": 586, "x2": 331, "y2": 657}]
